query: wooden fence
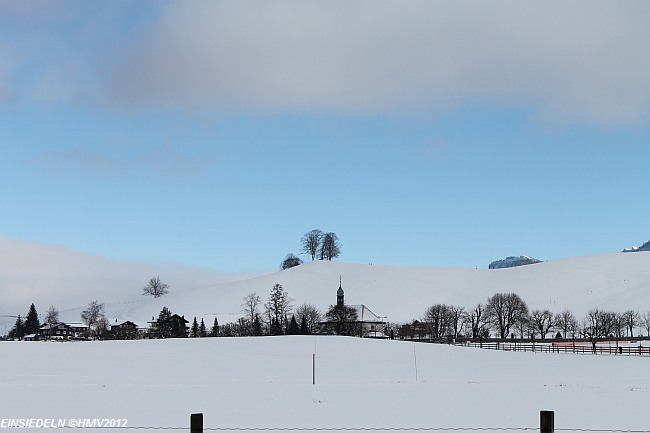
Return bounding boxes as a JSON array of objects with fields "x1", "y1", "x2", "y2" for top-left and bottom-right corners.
[{"x1": 452, "y1": 340, "x2": 650, "y2": 356}]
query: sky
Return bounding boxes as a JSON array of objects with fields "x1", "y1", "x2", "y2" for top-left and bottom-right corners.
[{"x1": 2, "y1": 1, "x2": 650, "y2": 279}]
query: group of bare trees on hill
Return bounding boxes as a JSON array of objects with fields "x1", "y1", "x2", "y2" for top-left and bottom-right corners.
[
  {"x1": 281, "y1": 229, "x2": 342, "y2": 270},
  {"x1": 403, "y1": 292, "x2": 650, "y2": 345}
]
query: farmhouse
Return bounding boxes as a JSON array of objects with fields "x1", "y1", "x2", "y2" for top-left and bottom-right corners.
[
  {"x1": 39, "y1": 322, "x2": 89, "y2": 340},
  {"x1": 108, "y1": 320, "x2": 139, "y2": 340}
]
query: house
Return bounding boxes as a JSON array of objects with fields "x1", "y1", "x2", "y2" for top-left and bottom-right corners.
[
  {"x1": 320, "y1": 278, "x2": 386, "y2": 338},
  {"x1": 108, "y1": 320, "x2": 139, "y2": 340},
  {"x1": 39, "y1": 322, "x2": 89, "y2": 340},
  {"x1": 148, "y1": 313, "x2": 189, "y2": 338}
]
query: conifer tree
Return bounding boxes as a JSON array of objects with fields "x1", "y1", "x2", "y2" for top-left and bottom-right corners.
[
  {"x1": 199, "y1": 319, "x2": 207, "y2": 337},
  {"x1": 252, "y1": 315, "x2": 263, "y2": 336},
  {"x1": 190, "y1": 317, "x2": 200, "y2": 338},
  {"x1": 211, "y1": 317, "x2": 220, "y2": 337},
  {"x1": 287, "y1": 315, "x2": 299, "y2": 335},
  {"x1": 299, "y1": 315, "x2": 309, "y2": 335},
  {"x1": 155, "y1": 307, "x2": 173, "y2": 338},
  {"x1": 270, "y1": 318, "x2": 282, "y2": 336},
  {"x1": 24, "y1": 303, "x2": 40, "y2": 335},
  {"x1": 9, "y1": 315, "x2": 25, "y2": 340}
]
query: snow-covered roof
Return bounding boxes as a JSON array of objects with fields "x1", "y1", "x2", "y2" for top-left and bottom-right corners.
[{"x1": 348, "y1": 304, "x2": 384, "y2": 323}]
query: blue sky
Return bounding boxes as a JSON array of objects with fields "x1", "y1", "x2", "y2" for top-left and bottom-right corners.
[{"x1": 2, "y1": 1, "x2": 650, "y2": 274}]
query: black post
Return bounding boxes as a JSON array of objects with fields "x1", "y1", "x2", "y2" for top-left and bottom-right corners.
[
  {"x1": 540, "y1": 410, "x2": 554, "y2": 433},
  {"x1": 191, "y1": 413, "x2": 203, "y2": 433}
]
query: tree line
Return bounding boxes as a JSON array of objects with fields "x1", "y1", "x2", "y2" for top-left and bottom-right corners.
[
  {"x1": 9, "y1": 276, "x2": 650, "y2": 347},
  {"x1": 400, "y1": 292, "x2": 650, "y2": 352}
]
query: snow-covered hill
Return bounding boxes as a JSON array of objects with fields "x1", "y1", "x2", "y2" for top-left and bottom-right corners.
[{"x1": 55, "y1": 252, "x2": 650, "y2": 328}]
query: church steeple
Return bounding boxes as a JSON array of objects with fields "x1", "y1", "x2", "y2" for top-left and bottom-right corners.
[{"x1": 337, "y1": 276, "x2": 344, "y2": 307}]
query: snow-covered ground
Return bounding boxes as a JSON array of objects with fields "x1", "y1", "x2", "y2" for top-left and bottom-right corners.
[
  {"x1": 52, "y1": 251, "x2": 650, "y2": 330},
  {"x1": 1, "y1": 336, "x2": 648, "y2": 432}
]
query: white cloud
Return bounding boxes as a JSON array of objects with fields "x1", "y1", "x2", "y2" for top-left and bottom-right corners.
[
  {"x1": 30, "y1": 145, "x2": 214, "y2": 179},
  {"x1": 3, "y1": 1, "x2": 650, "y2": 124},
  {"x1": 0, "y1": 236, "x2": 255, "y2": 325},
  {"x1": 105, "y1": 1, "x2": 650, "y2": 124}
]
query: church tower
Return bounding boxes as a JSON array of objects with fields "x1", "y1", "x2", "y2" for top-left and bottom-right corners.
[{"x1": 336, "y1": 276, "x2": 344, "y2": 308}]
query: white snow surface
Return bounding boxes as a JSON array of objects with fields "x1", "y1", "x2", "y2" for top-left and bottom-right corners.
[
  {"x1": 54, "y1": 252, "x2": 650, "y2": 327},
  {"x1": 1, "y1": 336, "x2": 649, "y2": 432}
]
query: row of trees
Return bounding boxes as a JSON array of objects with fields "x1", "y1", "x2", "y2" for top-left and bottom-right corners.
[
  {"x1": 159, "y1": 283, "x2": 359, "y2": 339},
  {"x1": 281, "y1": 229, "x2": 342, "y2": 270},
  {"x1": 7, "y1": 303, "x2": 59, "y2": 340},
  {"x1": 408, "y1": 292, "x2": 650, "y2": 349},
  {"x1": 238, "y1": 284, "x2": 324, "y2": 336}
]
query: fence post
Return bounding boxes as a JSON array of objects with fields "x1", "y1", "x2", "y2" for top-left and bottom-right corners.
[
  {"x1": 191, "y1": 413, "x2": 203, "y2": 433},
  {"x1": 540, "y1": 410, "x2": 554, "y2": 433}
]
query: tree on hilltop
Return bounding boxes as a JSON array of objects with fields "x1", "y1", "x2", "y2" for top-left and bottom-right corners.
[
  {"x1": 281, "y1": 254, "x2": 303, "y2": 270},
  {"x1": 143, "y1": 276, "x2": 169, "y2": 298},
  {"x1": 320, "y1": 232, "x2": 341, "y2": 261},
  {"x1": 301, "y1": 229, "x2": 323, "y2": 261}
]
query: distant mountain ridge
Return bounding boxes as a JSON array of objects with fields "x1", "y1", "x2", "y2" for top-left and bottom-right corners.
[
  {"x1": 622, "y1": 240, "x2": 650, "y2": 253},
  {"x1": 488, "y1": 255, "x2": 543, "y2": 269}
]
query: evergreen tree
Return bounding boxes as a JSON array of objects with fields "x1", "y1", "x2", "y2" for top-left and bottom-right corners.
[
  {"x1": 270, "y1": 318, "x2": 282, "y2": 336},
  {"x1": 252, "y1": 315, "x2": 263, "y2": 336},
  {"x1": 287, "y1": 315, "x2": 299, "y2": 335},
  {"x1": 211, "y1": 317, "x2": 220, "y2": 337},
  {"x1": 155, "y1": 307, "x2": 173, "y2": 338},
  {"x1": 9, "y1": 315, "x2": 25, "y2": 340},
  {"x1": 190, "y1": 317, "x2": 200, "y2": 338},
  {"x1": 24, "y1": 303, "x2": 40, "y2": 335},
  {"x1": 265, "y1": 283, "x2": 293, "y2": 333},
  {"x1": 199, "y1": 318, "x2": 207, "y2": 337},
  {"x1": 299, "y1": 315, "x2": 309, "y2": 335}
]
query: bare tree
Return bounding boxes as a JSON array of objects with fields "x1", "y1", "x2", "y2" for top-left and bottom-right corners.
[
  {"x1": 45, "y1": 305, "x2": 59, "y2": 326},
  {"x1": 530, "y1": 309, "x2": 554, "y2": 339},
  {"x1": 612, "y1": 312, "x2": 626, "y2": 338},
  {"x1": 142, "y1": 276, "x2": 169, "y2": 298},
  {"x1": 515, "y1": 312, "x2": 531, "y2": 339},
  {"x1": 622, "y1": 310, "x2": 640, "y2": 337},
  {"x1": 582, "y1": 309, "x2": 617, "y2": 352},
  {"x1": 485, "y1": 292, "x2": 529, "y2": 339},
  {"x1": 81, "y1": 301, "x2": 106, "y2": 338},
  {"x1": 448, "y1": 305, "x2": 465, "y2": 339},
  {"x1": 555, "y1": 309, "x2": 577, "y2": 338},
  {"x1": 301, "y1": 229, "x2": 323, "y2": 261},
  {"x1": 641, "y1": 311, "x2": 650, "y2": 337},
  {"x1": 423, "y1": 304, "x2": 451, "y2": 338},
  {"x1": 464, "y1": 303, "x2": 488, "y2": 339},
  {"x1": 241, "y1": 292, "x2": 262, "y2": 325},
  {"x1": 320, "y1": 232, "x2": 341, "y2": 261},
  {"x1": 295, "y1": 303, "x2": 322, "y2": 334}
]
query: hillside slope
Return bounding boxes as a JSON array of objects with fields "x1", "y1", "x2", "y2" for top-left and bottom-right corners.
[{"x1": 70, "y1": 252, "x2": 650, "y2": 327}]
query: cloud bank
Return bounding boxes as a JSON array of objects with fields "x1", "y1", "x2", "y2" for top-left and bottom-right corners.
[
  {"x1": 2, "y1": 1, "x2": 650, "y2": 124},
  {"x1": 0, "y1": 236, "x2": 258, "y2": 326}
]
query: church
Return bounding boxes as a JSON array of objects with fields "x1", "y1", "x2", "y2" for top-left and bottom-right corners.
[{"x1": 320, "y1": 278, "x2": 386, "y2": 338}]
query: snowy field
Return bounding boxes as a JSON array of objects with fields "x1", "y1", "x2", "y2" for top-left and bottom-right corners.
[{"x1": 1, "y1": 336, "x2": 649, "y2": 432}]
